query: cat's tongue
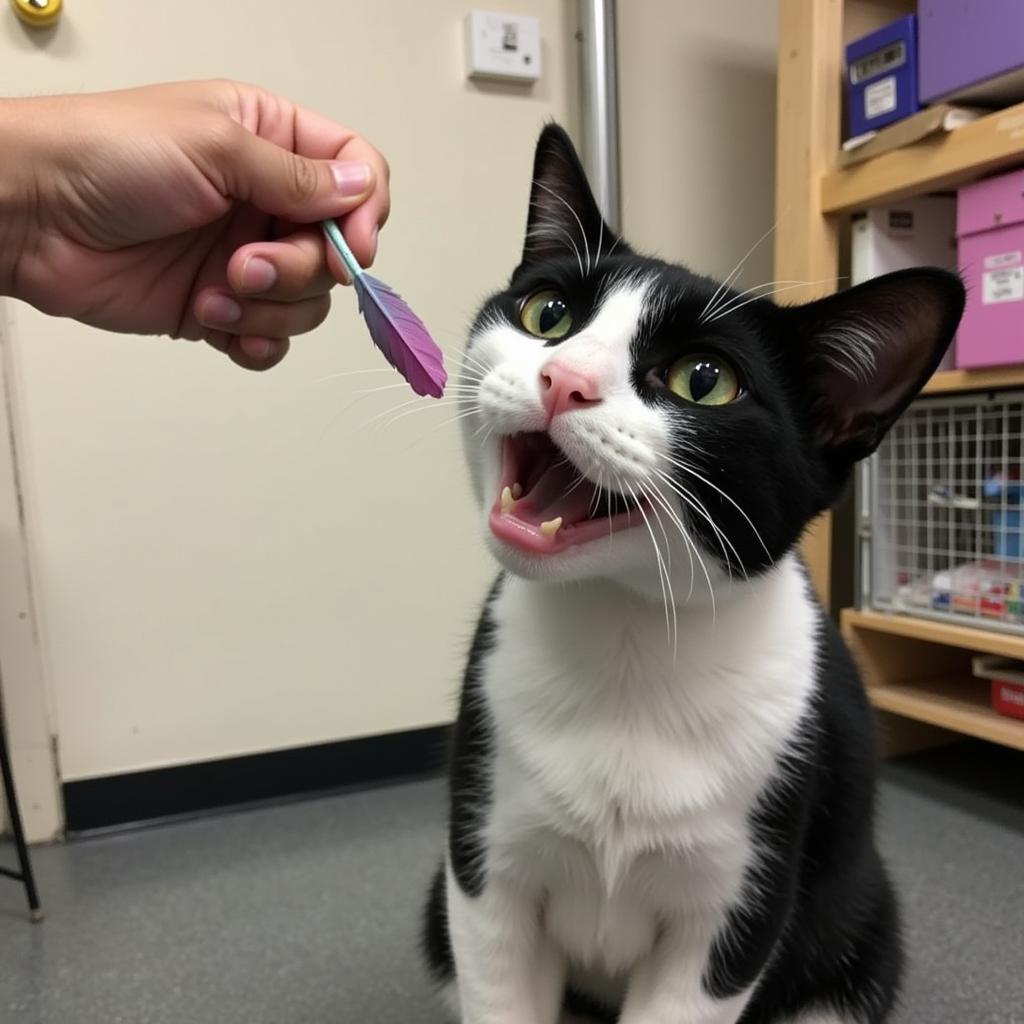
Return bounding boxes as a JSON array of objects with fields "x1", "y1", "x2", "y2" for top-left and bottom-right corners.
[
  {"x1": 489, "y1": 433, "x2": 641, "y2": 555},
  {"x1": 515, "y1": 459, "x2": 596, "y2": 526}
]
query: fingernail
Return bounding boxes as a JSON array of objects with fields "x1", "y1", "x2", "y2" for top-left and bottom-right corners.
[
  {"x1": 240, "y1": 256, "x2": 277, "y2": 294},
  {"x1": 330, "y1": 161, "x2": 372, "y2": 197},
  {"x1": 199, "y1": 293, "x2": 242, "y2": 327},
  {"x1": 368, "y1": 226, "x2": 379, "y2": 261},
  {"x1": 241, "y1": 337, "x2": 273, "y2": 359}
]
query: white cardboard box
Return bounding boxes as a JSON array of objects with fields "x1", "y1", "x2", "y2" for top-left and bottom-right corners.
[{"x1": 851, "y1": 196, "x2": 958, "y2": 370}]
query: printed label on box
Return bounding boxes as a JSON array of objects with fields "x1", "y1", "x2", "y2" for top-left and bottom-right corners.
[
  {"x1": 998, "y1": 684, "x2": 1024, "y2": 709},
  {"x1": 985, "y1": 251, "x2": 1022, "y2": 270},
  {"x1": 982, "y1": 266, "x2": 1024, "y2": 305},
  {"x1": 887, "y1": 210, "x2": 914, "y2": 235},
  {"x1": 864, "y1": 76, "x2": 897, "y2": 118}
]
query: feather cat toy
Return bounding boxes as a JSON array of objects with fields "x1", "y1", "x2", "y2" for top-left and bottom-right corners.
[{"x1": 321, "y1": 219, "x2": 447, "y2": 398}]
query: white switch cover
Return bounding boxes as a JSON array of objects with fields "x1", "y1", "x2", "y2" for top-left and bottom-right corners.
[{"x1": 465, "y1": 10, "x2": 541, "y2": 82}]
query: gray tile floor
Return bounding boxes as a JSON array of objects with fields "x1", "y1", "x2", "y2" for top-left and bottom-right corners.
[{"x1": 2, "y1": 742, "x2": 1022, "y2": 1024}]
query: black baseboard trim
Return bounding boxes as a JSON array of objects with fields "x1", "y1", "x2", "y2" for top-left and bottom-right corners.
[{"x1": 63, "y1": 725, "x2": 451, "y2": 835}]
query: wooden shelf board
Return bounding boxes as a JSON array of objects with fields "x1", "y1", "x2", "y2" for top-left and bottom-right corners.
[
  {"x1": 923, "y1": 366, "x2": 1024, "y2": 395},
  {"x1": 841, "y1": 608, "x2": 1024, "y2": 660},
  {"x1": 821, "y1": 101, "x2": 1024, "y2": 214},
  {"x1": 869, "y1": 676, "x2": 1024, "y2": 750}
]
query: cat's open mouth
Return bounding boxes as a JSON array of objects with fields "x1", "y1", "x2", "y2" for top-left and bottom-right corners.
[{"x1": 489, "y1": 433, "x2": 645, "y2": 555}]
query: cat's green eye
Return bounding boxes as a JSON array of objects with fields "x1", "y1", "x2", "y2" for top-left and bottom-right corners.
[
  {"x1": 520, "y1": 290, "x2": 573, "y2": 340},
  {"x1": 666, "y1": 354, "x2": 740, "y2": 406}
]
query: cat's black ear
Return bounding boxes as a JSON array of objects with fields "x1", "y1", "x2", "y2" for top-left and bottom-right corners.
[
  {"x1": 521, "y1": 123, "x2": 623, "y2": 269},
  {"x1": 792, "y1": 268, "x2": 965, "y2": 463}
]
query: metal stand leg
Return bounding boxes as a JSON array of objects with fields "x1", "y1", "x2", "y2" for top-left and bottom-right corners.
[{"x1": 0, "y1": 710, "x2": 44, "y2": 922}]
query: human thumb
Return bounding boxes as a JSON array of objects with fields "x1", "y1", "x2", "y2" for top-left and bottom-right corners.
[{"x1": 227, "y1": 129, "x2": 374, "y2": 222}]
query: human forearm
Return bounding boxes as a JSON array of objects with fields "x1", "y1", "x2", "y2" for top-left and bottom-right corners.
[
  {"x1": 0, "y1": 97, "x2": 37, "y2": 298},
  {"x1": 0, "y1": 82, "x2": 390, "y2": 370}
]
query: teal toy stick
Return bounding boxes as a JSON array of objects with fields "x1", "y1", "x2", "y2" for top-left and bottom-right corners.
[{"x1": 321, "y1": 219, "x2": 446, "y2": 398}]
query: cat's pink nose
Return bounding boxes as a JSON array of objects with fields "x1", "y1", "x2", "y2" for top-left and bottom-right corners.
[{"x1": 539, "y1": 360, "x2": 602, "y2": 423}]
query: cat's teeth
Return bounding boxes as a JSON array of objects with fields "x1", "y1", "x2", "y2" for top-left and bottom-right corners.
[
  {"x1": 540, "y1": 517, "x2": 563, "y2": 537},
  {"x1": 501, "y1": 486, "x2": 515, "y2": 513},
  {"x1": 511, "y1": 482, "x2": 523, "y2": 500}
]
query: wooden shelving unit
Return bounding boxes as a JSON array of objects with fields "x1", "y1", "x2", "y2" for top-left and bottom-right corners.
[
  {"x1": 842, "y1": 610, "x2": 1024, "y2": 753},
  {"x1": 870, "y1": 679, "x2": 1024, "y2": 751},
  {"x1": 923, "y1": 367, "x2": 1024, "y2": 396},
  {"x1": 822, "y1": 100, "x2": 1024, "y2": 213},
  {"x1": 843, "y1": 608, "x2": 1024, "y2": 660},
  {"x1": 777, "y1": 1, "x2": 1024, "y2": 755},
  {"x1": 872, "y1": 679, "x2": 1024, "y2": 753}
]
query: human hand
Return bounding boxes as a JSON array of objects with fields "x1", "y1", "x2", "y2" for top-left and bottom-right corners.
[{"x1": 0, "y1": 80, "x2": 390, "y2": 369}]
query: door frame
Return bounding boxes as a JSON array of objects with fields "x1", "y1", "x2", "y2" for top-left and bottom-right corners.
[{"x1": 0, "y1": 299, "x2": 62, "y2": 843}]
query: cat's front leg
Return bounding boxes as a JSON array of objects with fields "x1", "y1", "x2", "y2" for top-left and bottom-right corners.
[
  {"x1": 445, "y1": 862, "x2": 566, "y2": 1024},
  {"x1": 618, "y1": 924, "x2": 755, "y2": 1024}
]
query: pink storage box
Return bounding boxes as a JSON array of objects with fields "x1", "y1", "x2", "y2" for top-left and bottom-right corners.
[{"x1": 956, "y1": 170, "x2": 1024, "y2": 369}]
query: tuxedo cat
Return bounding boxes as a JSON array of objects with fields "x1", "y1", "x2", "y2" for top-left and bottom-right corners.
[{"x1": 422, "y1": 124, "x2": 964, "y2": 1024}]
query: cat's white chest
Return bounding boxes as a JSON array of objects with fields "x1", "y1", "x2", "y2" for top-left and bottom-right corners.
[{"x1": 479, "y1": 558, "x2": 819, "y2": 971}]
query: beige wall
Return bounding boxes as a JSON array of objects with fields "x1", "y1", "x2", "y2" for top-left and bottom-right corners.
[
  {"x1": 618, "y1": 1, "x2": 779, "y2": 288},
  {"x1": 0, "y1": 0, "x2": 578, "y2": 800}
]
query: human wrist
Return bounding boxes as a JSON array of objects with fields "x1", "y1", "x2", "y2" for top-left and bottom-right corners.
[{"x1": 0, "y1": 98, "x2": 42, "y2": 299}]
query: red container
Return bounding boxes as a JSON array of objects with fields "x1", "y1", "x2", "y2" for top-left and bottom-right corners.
[
  {"x1": 974, "y1": 655, "x2": 1024, "y2": 721},
  {"x1": 991, "y1": 679, "x2": 1024, "y2": 721}
]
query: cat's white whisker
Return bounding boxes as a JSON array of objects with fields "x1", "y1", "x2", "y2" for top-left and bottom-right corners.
[
  {"x1": 626, "y1": 479, "x2": 676, "y2": 655},
  {"x1": 449, "y1": 359, "x2": 488, "y2": 380},
  {"x1": 691, "y1": 529, "x2": 717, "y2": 623},
  {"x1": 404, "y1": 406, "x2": 485, "y2": 446},
  {"x1": 646, "y1": 472, "x2": 718, "y2": 620},
  {"x1": 527, "y1": 204, "x2": 586, "y2": 277},
  {"x1": 704, "y1": 278, "x2": 842, "y2": 324},
  {"x1": 450, "y1": 368, "x2": 487, "y2": 386},
  {"x1": 310, "y1": 366, "x2": 395, "y2": 385},
  {"x1": 606, "y1": 475, "x2": 615, "y2": 540},
  {"x1": 642, "y1": 478, "x2": 697, "y2": 603},
  {"x1": 642, "y1": 483, "x2": 673, "y2": 573},
  {"x1": 650, "y1": 467, "x2": 743, "y2": 569},
  {"x1": 699, "y1": 219, "x2": 779, "y2": 322},
  {"x1": 588, "y1": 471, "x2": 605, "y2": 519},
  {"x1": 359, "y1": 384, "x2": 477, "y2": 419},
  {"x1": 699, "y1": 278, "x2": 810, "y2": 324},
  {"x1": 638, "y1": 482, "x2": 687, "y2": 637},
  {"x1": 361, "y1": 395, "x2": 465, "y2": 432},
  {"x1": 525, "y1": 223, "x2": 585, "y2": 278},
  {"x1": 533, "y1": 180, "x2": 592, "y2": 275},
  {"x1": 457, "y1": 351, "x2": 491, "y2": 377},
  {"x1": 658, "y1": 452, "x2": 773, "y2": 563},
  {"x1": 652, "y1": 468, "x2": 747, "y2": 583},
  {"x1": 561, "y1": 471, "x2": 590, "y2": 501},
  {"x1": 354, "y1": 381, "x2": 445, "y2": 398}
]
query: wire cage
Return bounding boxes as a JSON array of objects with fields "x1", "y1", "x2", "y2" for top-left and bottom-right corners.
[{"x1": 860, "y1": 390, "x2": 1024, "y2": 636}]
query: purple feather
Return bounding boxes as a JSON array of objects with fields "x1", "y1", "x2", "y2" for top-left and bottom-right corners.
[{"x1": 353, "y1": 273, "x2": 447, "y2": 398}]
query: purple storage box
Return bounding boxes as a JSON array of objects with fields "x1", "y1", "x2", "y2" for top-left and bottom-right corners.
[
  {"x1": 919, "y1": 0, "x2": 1024, "y2": 105},
  {"x1": 956, "y1": 170, "x2": 1024, "y2": 370}
]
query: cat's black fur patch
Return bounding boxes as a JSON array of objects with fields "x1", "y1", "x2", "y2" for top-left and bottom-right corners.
[
  {"x1": 703, "y1": 610, "x2": 902, "y2": 1022},
  {"x1": 422, "y1": 577, "x2": 504, "y2": 984},
  {"x1": 422, "y1": 864, "x2": 454, "y2": 983},
  {"x1": 446, "y1": 574, "x2": 504, "y2": 898}
]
